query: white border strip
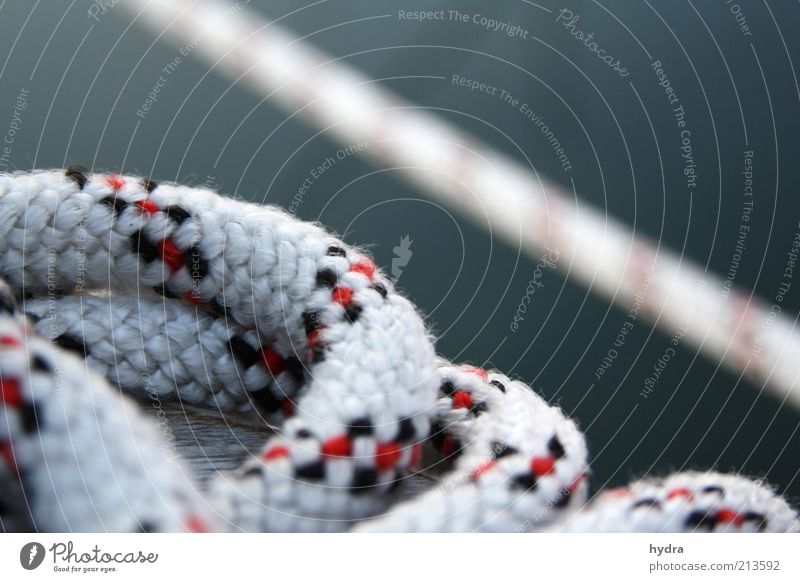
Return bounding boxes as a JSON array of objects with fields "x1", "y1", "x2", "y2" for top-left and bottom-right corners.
[{"x1": 2, "y1": 533, "x2": 797, "y2": 580}]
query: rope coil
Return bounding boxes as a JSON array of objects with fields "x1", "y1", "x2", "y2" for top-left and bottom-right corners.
[{"x1": 0, "y1": 168, "x2": 796, "y2": 532}]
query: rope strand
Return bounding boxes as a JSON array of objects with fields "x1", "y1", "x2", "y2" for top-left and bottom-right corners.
[{"x1": 0, "y1": 168, "x2": 797, "y2": 532}]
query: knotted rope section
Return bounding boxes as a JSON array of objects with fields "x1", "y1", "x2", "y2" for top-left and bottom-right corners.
[{"x1": 0, "y1": 168, "x2": 796, "y2": 532}]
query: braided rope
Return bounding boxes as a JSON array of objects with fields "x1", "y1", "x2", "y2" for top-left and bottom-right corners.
[
  {"x1": 24, "y1": 293, "x2": 286, "y2": 415},
  {"x1": 1, "y1": 168, "x2": 797, "y2": 532},
  {"x1": 20, "y1": 292, "x2": 589, "y2": 531},
  {"x1": 0, "y1": 293, "x2": 211, "y2": 532},
  {"x1": 559, "y1": 472, "x2": 800, "y2": 533}
]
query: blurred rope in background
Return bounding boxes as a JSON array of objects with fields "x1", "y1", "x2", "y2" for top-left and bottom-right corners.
[{"x1": 125, "y1": 0, "x2": 800, "y2": 409}]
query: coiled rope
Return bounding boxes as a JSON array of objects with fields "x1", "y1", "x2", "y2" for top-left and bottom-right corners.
[{"x1": 0, "y1": 168, "x2": 796, "y2": 532}]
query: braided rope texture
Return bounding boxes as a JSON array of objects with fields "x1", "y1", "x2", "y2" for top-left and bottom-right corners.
[{"x1": 0, "y1": 168, "x2": 797, "y2": 532}]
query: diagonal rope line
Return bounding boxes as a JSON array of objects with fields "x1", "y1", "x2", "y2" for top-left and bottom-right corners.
[{"x1": 123, "y1": 0, "x2": 800, "y2": 410}]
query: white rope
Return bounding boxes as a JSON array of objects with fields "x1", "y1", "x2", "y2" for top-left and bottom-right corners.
[
  {"x1": 558, "y1": 472, "x2": 800, "y2": 533},
  {"x1": 24, "y1": 293, "x2": 290, "y2": 415},
  {"x1": 122, "y1": 0, "x2": 800, "y2": 410},
  {"x1": 0, "y1": 168, "x2": 437, "y2": 531},
  {"x1": 24, "y1": 293, "x2": 590, "y2": 531},
  {"x1": 0, "y1": 292, "x2": 211, "y2": 532},
  {"x1": 1, "y1": 168, "x2": 796, "y2": 532},
  {"x1": 18, "y1": 291, "x2": 798, "y2": 534}
]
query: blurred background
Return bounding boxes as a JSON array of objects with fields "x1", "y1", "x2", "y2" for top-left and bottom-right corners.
[{"x1": 1, "y1": 0, "x2": 798, "y2": 500}]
